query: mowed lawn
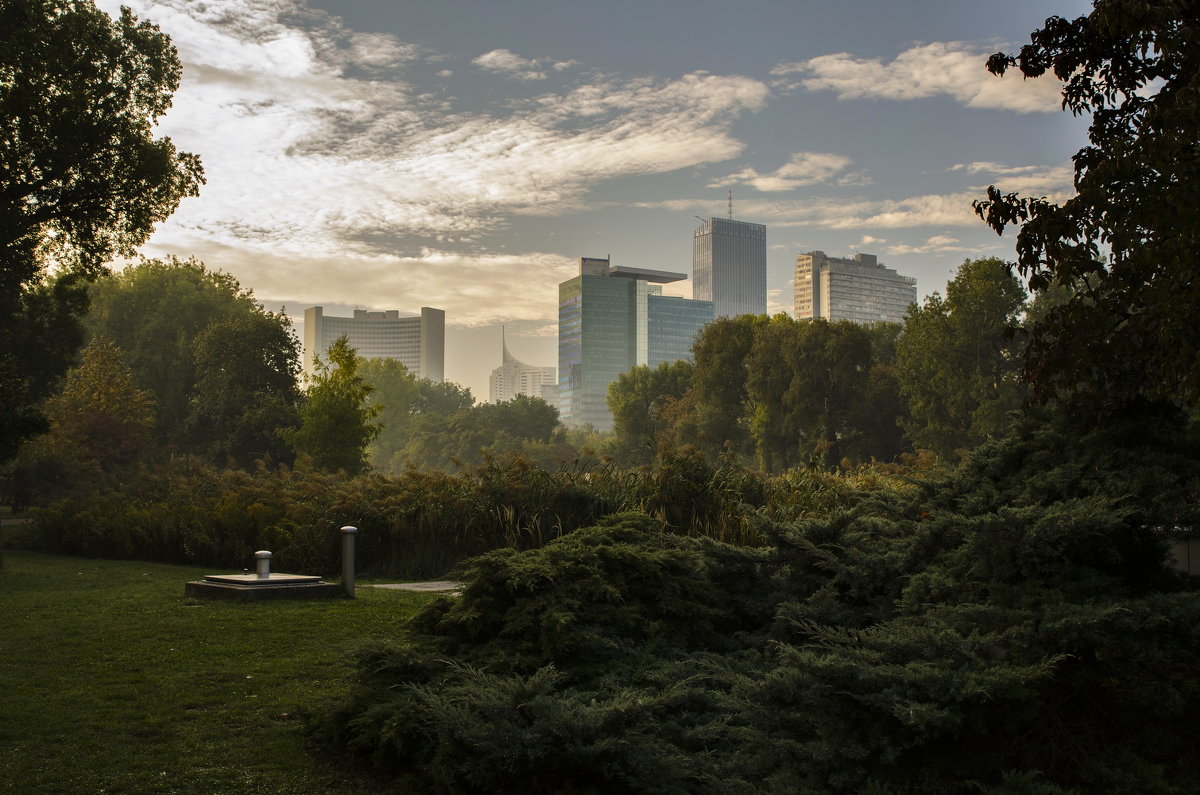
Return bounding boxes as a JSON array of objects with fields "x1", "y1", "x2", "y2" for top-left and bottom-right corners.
[{"x1": 0, "y1": 550, "x2": 435, "y2": 793}]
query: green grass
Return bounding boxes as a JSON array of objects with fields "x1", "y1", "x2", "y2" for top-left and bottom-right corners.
[{"x1": 0, "y1": 551, "x2": 435, "y2": 793}]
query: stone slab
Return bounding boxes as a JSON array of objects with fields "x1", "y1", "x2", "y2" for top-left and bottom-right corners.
[
  {"x1": 204, "y1": 573, "x2": 323, "y2": 586},
  {"x1": 184, "y1": 580, "x2": 342, "y2": 601}
]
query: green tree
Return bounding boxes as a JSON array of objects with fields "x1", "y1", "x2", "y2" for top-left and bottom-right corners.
[
  {"x1": 284, "y1": 337, "x2": 380, "y2": 475},
  {"x1": 359, "y1": 357, "x2": 423, "y2": 470},
  {"x1": 608, "y1": 360, "x2": 693, "y2": 463},
  {"x1": 0, "y1": 0, "x2": 203, "y2": 460},
  {"x1": 86, "y1": 258, "x2": 296, "y2": 456},
  {"x1": 975, "y1": 1, "x2": 1200, "y2": 415},
  {"x1": 687, "y1": 315, "x2": 765, "y2": 458},
  {"x1": 745, "y1": 317, "x2": 874, "y2": 471},
  {"x1": 895, "y1": 258, "x2": 1027, "y2": 458},
  {"x1": 187, "y1": 313, "x2": 301, "y2": 465}
]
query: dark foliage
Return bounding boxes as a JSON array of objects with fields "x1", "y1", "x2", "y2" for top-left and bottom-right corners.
[
  {"x1": 975, "y1": 1, "x2": 1200, "y2": 415},
  {"x1": 310, "y1": 413, "x2": 1200, "y2": 793}
]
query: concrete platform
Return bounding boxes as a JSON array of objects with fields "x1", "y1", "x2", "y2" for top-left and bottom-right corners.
[{"x1": 185, "y1": 574, "x2": 342, "y2": 601}]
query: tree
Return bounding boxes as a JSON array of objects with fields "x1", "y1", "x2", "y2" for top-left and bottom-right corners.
[
  {"x1": 607, "y1": 361, "x2": 693, "y2": 463},
  {"x1": 187, "y1": 313, "x2": 302, "y2": 465},
  {"x1": 687, "y1": 315, "x2": 765, "y2": 458},
  {"x1": 745, "y1": 317, "x2": 874, "y2": 471},
  {"x1": 0, "y1": 0, "x2": 203, "y2": 460},
  {"x1": 974, "y1": 1, "x2": 1200, "y2": 415},
  {"x1": 87, "y1": 258, "x2": 297, "y2": 457},
  {"x1": 895, "y1": 258, "x2": 1027, "y2": 458},
  {"x1": 9, "y1": 336, "x2": 156, "y2": 506},
  {"x1": 284, "y1": 337, "x2": 380, "y2": 475},
  {"x1": 359, "y1": 357, "x2": 423, "y2": 470}
]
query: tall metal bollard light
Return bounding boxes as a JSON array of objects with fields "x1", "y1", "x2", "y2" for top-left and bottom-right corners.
[{"x1": 340, "y1": 526, "x2": 358, "y2": 598}]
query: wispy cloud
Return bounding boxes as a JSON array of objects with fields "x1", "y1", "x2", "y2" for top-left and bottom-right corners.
[
  {"x1": 712, "y1": 151, "x2": 853, "y2": 192},
  {"x1": 98, "y1": 0, "x2": 768, "y2": 325},
  {"x1": 884, "y1": 234, "x2": 971, "y2": 256},
  {"x1": 773, "y1": 42, "x2": 1062, "y2": 113},
  {"x1": 639, "y1": 161, "x2": 1073, "y2": 231},
  {"x1": 473, "y1": 48, "x2": 550, "y2": 80}
]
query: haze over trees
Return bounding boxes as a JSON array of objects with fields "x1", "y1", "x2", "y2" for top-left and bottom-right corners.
[{"x1": 0, "y1": 0, "x2": 202, "y2": 461}]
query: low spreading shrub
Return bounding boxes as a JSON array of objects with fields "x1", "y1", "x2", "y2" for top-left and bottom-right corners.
[{"x1": 309, "y1": 413, "x2": 1200, "y2": 793}]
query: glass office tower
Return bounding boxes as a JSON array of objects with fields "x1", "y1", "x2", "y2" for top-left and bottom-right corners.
[
  {"x1": 558, "y1": 259, "x2": 713, "y2": 430},
  {"x1": 692, "y1": 217, "x2": 766, "y2": 319}
]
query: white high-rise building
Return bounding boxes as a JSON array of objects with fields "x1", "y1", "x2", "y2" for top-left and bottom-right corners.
[
  {"x1": 692, "y1": 217, "x2": 766, "y2": 319},
  {"x1": 794, "y1": 251, "x2": 917, "y2": 324},
  {"x1": 303, "y1": 306, "x2": 445, "y2": 380},
  {"x1": 489, "y1": 329, "x2": 556, "y2": 403}
]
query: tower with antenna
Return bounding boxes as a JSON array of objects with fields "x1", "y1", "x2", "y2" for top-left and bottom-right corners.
[{"x1": 692, "y1": 197, "x2": 766, "y2": 319}]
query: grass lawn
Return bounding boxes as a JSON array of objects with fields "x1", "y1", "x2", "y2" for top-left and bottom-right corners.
[{"x1": 0, "y1": 551, "x2": 436, "y2": 793}]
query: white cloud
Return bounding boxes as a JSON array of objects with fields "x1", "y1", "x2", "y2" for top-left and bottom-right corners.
[
  {"x1": 884, "y1": 234, "x2": 970, "y2": 255},
  {"x1": 638, "y1": 161, "x2": 1073, "y2": 231},
  {"x1": 94, "y1": 0, "x2": 769, "y2": 318},
  {"x1": 948, "y1": 161, "x2": 1043, "y2": 176},
  {"x1": 473, "y1": 48, "x2": 548, "y2": 80},
  {"x1": 713, "y1": 151, "x2": 853, "y2": 192},
  {"x1": 773, "y1": 42, "x2": 1063, "y2": 113}
]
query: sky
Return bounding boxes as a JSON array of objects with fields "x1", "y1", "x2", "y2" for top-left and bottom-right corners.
[{"x1": 95, "y1": 0, "x2": 1094, "y2": 401}]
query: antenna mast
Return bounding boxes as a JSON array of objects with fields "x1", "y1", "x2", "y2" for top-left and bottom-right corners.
[{"x1": 727, "y1": 190, "x2": 733, "y2": 219}]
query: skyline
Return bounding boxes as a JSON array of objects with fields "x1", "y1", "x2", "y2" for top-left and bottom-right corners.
[{"x1": 94, "y1": 0, "x2": 1093, "y2": 399}]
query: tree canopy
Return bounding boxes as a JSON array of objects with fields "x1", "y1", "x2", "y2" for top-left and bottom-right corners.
[
  {"x1": 86, "y1": 258, "x2": 300, "y2": 460},
  {"x1": 975, "y1": 0, "x2": 1200, "y2": 415},
  {"x1": 284, "y1": 337, "x2": 379, "y2": 476},
  {"x1": 0, "y1": 0, "x2": 202, "y2": 460},
  {"x1": 895, "y1": 258, "x2": 1027, "y2": 458}
]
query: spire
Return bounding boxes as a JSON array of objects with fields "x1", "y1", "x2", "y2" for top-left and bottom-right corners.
[
  {"x1": 728, "y1": 189, "x2": 733, "y2": 219},
  {"x1": 501, "y1": 325, "x2": 517, "y2": 364}
]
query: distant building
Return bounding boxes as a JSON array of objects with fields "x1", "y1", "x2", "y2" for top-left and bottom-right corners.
[
  {"x1": 303, "y1": 306, "x2": 444, "y2": 380},
  {"x1": 692, "y1": 216, "x2": 766, "y2": 319},
  {"x1": 794, "y1": 251, "x2": 917, "y2": 324},
  {"x1": 558, "y1": 257, "x2": 713, "y2": 430},
  {"x1": 489, "y1": 328, "x2": 556, "y2": 403}
]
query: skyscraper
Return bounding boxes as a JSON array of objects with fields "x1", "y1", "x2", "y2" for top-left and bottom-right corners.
[
  {"x1": 692, "y1": 217, "x2": 767, "y2": 319},
  {"x1": 489, "y1": 328, "x2": 556, "y2": 403},
  {"x1": 558, "y1": 258, "x2": 713, "y2": 430},
  {"x1": 794, "y1": 251, "x2": 917, "y2": 324},
  {"x1": 303, "y1": 306, "x2": 445, "y2": 380}
]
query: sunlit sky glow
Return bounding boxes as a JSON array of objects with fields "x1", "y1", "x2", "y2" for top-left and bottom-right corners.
[{"x1": 96, "y1": 0, "x2": 1092, "y2": 399}]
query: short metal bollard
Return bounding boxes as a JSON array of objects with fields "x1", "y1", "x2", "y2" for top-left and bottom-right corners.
[
  {"x1": 340, "y1": 526, "x2": 357, "y2": 598},
  {"x1": 255, "y1": 550, "x2": 272, "y2": 579}
]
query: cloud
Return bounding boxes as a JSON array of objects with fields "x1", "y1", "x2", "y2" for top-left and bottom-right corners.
[
  {"x1": 773, "y1": 42, "x2": 1063, "y2": 113},
  {"x1": 637, "y1": 161, "x2": 1073, "y2": 231},
  {"x1": 948, "y1": 161, "x2": 1043, "y2": 176},
  {"x1": 95, "y1": 0, "x2": 769, "y2": 315},
  {"x1": 713, "y1": 151, "x2": 853, "y2": 192},
  {"x1": 884, "y1": 234, "x2": 971, "y2": 255},
  {"x1": 473, "y1": 48, "x2": 549, "y2": 80}
]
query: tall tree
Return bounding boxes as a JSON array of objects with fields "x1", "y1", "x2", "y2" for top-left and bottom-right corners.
[
  {"x1": 974, "y1": 1, "x2": 1200, "y2": 415},
  {"x1": 359, "y1": 357, "x2": 423, "y2": 470},
  {"x1": 0, "y1": 0, "x2": 202, "y2": 460},
  {"x1": 187, "y1": 313, "x2": 302, "y2": 465},
  {"x1": 608, "y1": 361, "x2": 693, "y2": 463},
  {"x1": 86, "y1": 258, "x2": 295, "y2": 456},
  {"x1": 687, "y1": 315, "x2": 765, "y2": 458},
  {"x1": 284, "y1": 337, "x2": 380, "y2": 475},
  {"x1": 895, "y1": 258, "x2": 1027, "y2": 458},
  {"x1": 745, "y1": 317, "x2": 874, "y2": 471}
]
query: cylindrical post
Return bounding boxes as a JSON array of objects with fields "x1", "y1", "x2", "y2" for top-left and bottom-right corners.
[
  {"x1": 340, "y1": 526, "x2": 357, "y2": 598},
  {"x1": 255, "y1": 550, "x2": 272, "y2": 579}
]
